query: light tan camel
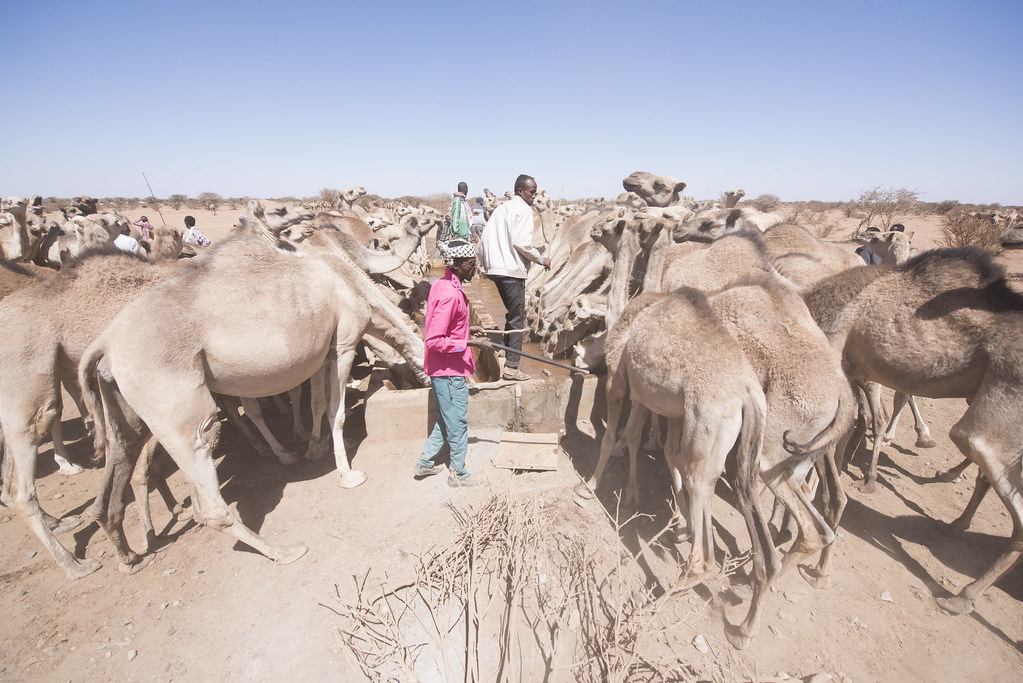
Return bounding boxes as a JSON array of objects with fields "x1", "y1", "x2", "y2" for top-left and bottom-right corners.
[
  {"x1": 0, "y1": 234, "x2": 185, "y2": 578},
  {"x1": 575, "y1": 289, "x2": 778, "y2": 648},
  {"x1": 0, "y1": 196, "x2": 52, "y2": 262},
  {"x1": 78, "y1": 234, "x2": 428, "y2": 572},
  {"x1": 803, "y1": 246, "x2": 1023, "y2": 615},
  {"x1": 707, "y1": 279, "x2": 855, "y2": 605}
]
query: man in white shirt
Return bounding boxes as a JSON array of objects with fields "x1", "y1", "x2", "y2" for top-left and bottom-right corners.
[
  {"x1": 113, "y1": 225, "x2": 141, "y2": 255},
  {"x1": 478, "y1": 174, "x2": 550, "y2": 381}
]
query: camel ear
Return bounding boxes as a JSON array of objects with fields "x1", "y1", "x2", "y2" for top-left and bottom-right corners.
[{"x1": 906, "y1": 231, "x2": 915, "y2": 241}]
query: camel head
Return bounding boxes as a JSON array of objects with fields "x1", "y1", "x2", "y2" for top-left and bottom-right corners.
[
  {"x1": 401, "y1": 211, "x2": 442, "y2": 239},
  {"x1": 672, "y1": 207, "x2": 746, "y2": 243},
  {"x1": 147, "y1": 225, "x2": 185, "y2": 261},
  {"x1": 366, "y1": 215, "x2": 393, "y2": 231},
  {"x1": 589, "y1": 209, "x2": 631, "y2": 252},
  {"x1": 64, "y1": 196, "x2": 98, "y2": 218},
  {"x1": 860, "y1": 229, "x2": 915, "y2": 266},
  {"x1": 615, "y1": 192, "x2": 647, "y2": 210},
  {"x1": 622, "y1": 171, "x2": 687, "y2": 207},
  {"x1": 341, "y1": 186, "x2": 367, "y2": 206},
  {"x1": 723, "y1": 189, "x2": 746, "y2": 208},
  {"x1": 247, "y1": 199, "x2": 316, "y2": 241},
  {"x1": 1, "y1": 196, "x2": 29, "y2": 219}
]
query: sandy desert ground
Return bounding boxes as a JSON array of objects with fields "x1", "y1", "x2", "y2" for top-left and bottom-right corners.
[{"x1": 0, "y1": 203, "x2": 1020, "y2": 682}]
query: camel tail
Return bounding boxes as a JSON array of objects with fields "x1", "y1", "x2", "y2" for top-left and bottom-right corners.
[
  {"x1": 782, "y1": 383, "x2": 857, "y2": 458},
  {"x1": 734, "y1": 383, "x2": 776, "y2": 582},
  {"x1": 78, "y1": 341, "x2": 108, "y2": 463}
]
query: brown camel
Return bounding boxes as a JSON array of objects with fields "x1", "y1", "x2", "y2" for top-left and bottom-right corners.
[
  {"x1": 803, "y1": 246, "x2": 1023, "y2": 615},
  {"x1": 78, "y1": 233, "x2": 428, "y2": 572}
]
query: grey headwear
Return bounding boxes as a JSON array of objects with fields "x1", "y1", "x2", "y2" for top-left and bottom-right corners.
[{"x1": 441, "y1": 239, "x2": 475, "y2": 265}]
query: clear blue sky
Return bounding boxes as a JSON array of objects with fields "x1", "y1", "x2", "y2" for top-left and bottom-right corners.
[{"x1": 3, "y1": 1, "x2": 1020, "y2": 204}]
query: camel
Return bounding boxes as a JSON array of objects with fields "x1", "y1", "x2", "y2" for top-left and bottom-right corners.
[
  {"x1": 574, "y1": 289, "x2": 778, "y2": 649},
  {"x1": 0, "y1": 233, "x2": 186, "y2": 578},
  {"x1": 803, "y1": 247, "x2": 1023, "y2": 615},
  {"x1": 706, "y1": 279, "x2": 855, "y2": 601},
  {"x1": 1, "y1": 196, "x2": 53, "y2": 262},
  {"x1": 77, "y1": 233, "x2": 428, "y2": 572},
  {"x1": 723, "y1": 189, "x2": 746, "y2": 208}
]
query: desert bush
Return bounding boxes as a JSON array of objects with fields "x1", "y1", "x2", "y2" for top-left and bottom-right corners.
[
  {"x1": 932, "y1": 199, "x2": 960, "y2": 215},
  {"x1": 939, "y1": 211, "x2": 1002, "y2": 249},
  {"x1": 852, "y1": 186, "x2": 919, "y2": 234},
  {"x1": 747, "y1": 193, "x2": 780, "y2": 212},
  {"x1": 318, "y1": 188, "x2": 340, "y2": 208},
  {"x1": 197, "y1": 192, "x2": 223, "y2": 214},
  {"x1": 167, "y1": 193, "x2": 188, "y2": 210}
]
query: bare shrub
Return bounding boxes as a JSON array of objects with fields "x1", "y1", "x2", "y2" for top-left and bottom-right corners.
[
  {"x1": 324, "y1": 492, "x2": 723, "y2": 682},
  {"x1": 167, "y1": 193, "x2": 188, "y2": 210},
  {"x1": 747, "y1": 194, "x2": 780, "y2": 212},
  {"x1": 939, "y1": 211, "x2": 1003, "y2": 249},
  {"x1": 318, "y1": 188, "x2": 340, "y2": 209},
  {"x1": 852, "y1": 186, "x2": 919, "y2": 234},
  {"x1": 932, "y1": 199, "x2": 960, "y2": 216}
]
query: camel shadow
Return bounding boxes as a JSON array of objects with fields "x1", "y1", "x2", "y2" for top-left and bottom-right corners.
[{"x1": 833, "y1": 495, "x2": 1023, "y2": 648}]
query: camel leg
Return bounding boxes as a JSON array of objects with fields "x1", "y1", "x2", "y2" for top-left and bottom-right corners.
[
  {"x1": 906, "y1": 395, "x2": 937, "y2": 448},
  {"x1": 214, "y1": 395, "x2": 274, "y2": 458},
  {"x1": 326, "y1": 348, "x2": 366, "y2": 488},
  {"x1": 941, "y1": 471, "x2": 990, "y2": 537},
  {"x1": 856, "y1": 381, "x2": 886, "y2": 492},
  {"x1": 288, "y1": 384, "x2": 309, "y2": 441},
  {"x1": 935, "y1": 394, "x2": 1023, "y2": 615},
  {"x1": 663, "y1": 420, "x2": 691, "y2": 542},
  {"x1": 935, "y1": 456, "x2": 973, "y2": 482},
  {"x1": 304, "y1": 367, "x2": 331, "y2": 461},
  {"x1": 800, "y1": 441, "x2": 848, "y2": 590},
  {"x1": 239, "y1": 396, "x2": 299, "y2": 465},
  {"x1": 50, "y1": 417, "x2": 84, "y2": 475},
  {"x1": 576, "y1": 367, "x2": 627, "y2": 499},
  {"x1": 148, "y1": 391, "x2": 307, "y2": 564},
  {"x1": 622, "y1": 403, "x2": 650, "y2": 508},
  {"x1": 130, "y1": 435, "x2": 180, "y2": 553},
  {"x1": 881, "y1": 391, "x2": 909, "y2": 446},
  {"x1": 3, "y1": 425, "x2": 100, "y2": 578}
]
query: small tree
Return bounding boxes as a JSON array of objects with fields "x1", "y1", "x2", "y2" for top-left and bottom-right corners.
[
  {"x1": 852, "y1": 186, "x2": 919, "y2": 234},
  {"x1": 197, "y1": 191, "x2": 223, "y2": 215},
  {"x1": 938, "y1": 211, "x2": 1002, "y2": 249},
  {"x1": 748, "y1": 194, "x2": 780, "y2": 212},
  {"x1": 319, "y1": 188, "x2": 341, "y2": 209},
  {"x1": 167, "y1": 193, "x2": 188, "y2": 210}
]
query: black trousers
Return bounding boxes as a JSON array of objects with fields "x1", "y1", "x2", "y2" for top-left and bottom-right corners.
[{"x1": 489, "y1": 275, "x2": 525, "y2": 368}]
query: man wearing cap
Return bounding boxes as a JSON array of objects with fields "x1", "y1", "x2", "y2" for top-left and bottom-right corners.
[{"x1": 414, "y1": 239, "x2": 492, "y2": 487}]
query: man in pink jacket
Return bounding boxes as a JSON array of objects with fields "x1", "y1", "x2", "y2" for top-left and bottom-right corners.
[{"x1": 414, "y1": 240, "x2": 492, "y2": 487}]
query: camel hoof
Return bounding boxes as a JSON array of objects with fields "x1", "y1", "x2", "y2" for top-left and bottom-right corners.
[
  {"x1": 573, "y1": 482, "x2": 596, "y2": 500},
  {"x1": 724, "y1": 624, "x2": 753, "y2": 650},
  {"x1": 934, "y1": 469, "x2": 960, "y2": 483},
  {"x1": 273, "y1": 543, "x2": 308, "y2": 565},
  {"x1": 916, "y1": 436, "x2": 938, "y2": 449},
  {"x1": 305, "y1": 437, "x2": 330, "y2": 461},
  {"x1": 277, "y1": 451, "x2": 301, "y2": 466},
  {"x1": 677, "y1": 565, "x2": 717, "y2": 590},
  {"x1": 119, "y1": 554, "x2": 156, "y2": 575},
  {"x1": 672, "y1": 527, "x2": 692, "y2": 544},
  {"x1": 64, "y1": 557, "x2": 102, "y2": 580},
  {"x1": 798, "y1": 564, "x2": 832, "y2": 589},
  {"x1": 935, "y1": 594, "x2": 974, "y2": 615},
  {"x1": 52, "y1": 514, "x2": 85, "y2": 535},
  {"x1": 853, "y1": 478, "x2": 877, "y2": 494},
  {"x1": 729, "y1": 581, "x2": 754, "y2": 601},
  {"x1": 338, "y1": 470, "x2": 368, "y2": 489},
  {"x1": 57, "y1": 460, "x2": 85, "y2": 476}
]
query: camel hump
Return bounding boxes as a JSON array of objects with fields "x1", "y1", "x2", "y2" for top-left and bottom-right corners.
[{"x1": 902, "y1": 246, "x2": 1006, "y2": 289}]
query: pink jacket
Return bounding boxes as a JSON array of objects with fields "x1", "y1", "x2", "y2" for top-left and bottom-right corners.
[{"x1": 423, "y1": 269, "x2": 475, "y2": 377}]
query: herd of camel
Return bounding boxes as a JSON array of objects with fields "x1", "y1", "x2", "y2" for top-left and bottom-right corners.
[{"x1": 0, "y1": 173, "x2": 1021, "y2": 652}]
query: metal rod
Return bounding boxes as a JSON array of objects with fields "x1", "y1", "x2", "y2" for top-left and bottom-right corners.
[
  {"x1": 141, "y1": 171, "x2": 169, "y2": 228},
  {"x1": 485, "y1": 341, "x2": 590, "y2": 375}
]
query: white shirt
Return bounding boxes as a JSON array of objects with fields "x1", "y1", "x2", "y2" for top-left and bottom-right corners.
[
  {"x1": 114, "y1": 233, "x2": 141, "y2": 254},
  {"x1": 478, "y1": 196, "x2": 543, "y2": 279}
]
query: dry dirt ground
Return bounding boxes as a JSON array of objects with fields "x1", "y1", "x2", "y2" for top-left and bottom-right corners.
[{"x1": 0, "y1": 208, "x2": 1021, "y2": 682}]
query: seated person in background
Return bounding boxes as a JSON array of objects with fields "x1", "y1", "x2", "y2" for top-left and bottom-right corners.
[
  {"x1": 855, "y1": 226, "x2": 882, "y2": 265},
  {"x1": 133, "y1": 215, "x2": 154, "y2": 240},
  {"x1": 183, "y1": 215, "x2": 211, "y2": 247}
]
